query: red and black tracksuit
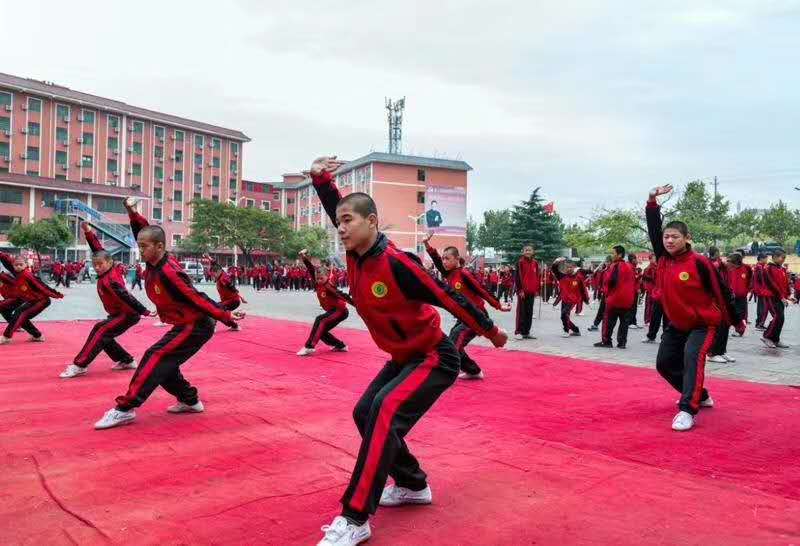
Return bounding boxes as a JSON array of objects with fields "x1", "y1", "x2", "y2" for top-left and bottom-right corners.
[
  {"x1": 72, "y1": 231, "x2": 149, "y2": 369},
  {"x1": 302, "y1": 256, "x2": 353, "y2": 350},
  {"x1": 551, "y1": 263, "x2": 589, "y2": 334},
  {"x1": 727, "y1": 264, "x2": 752, "y2": 327},
  {"x1": 647, "y1": 200, "x2": 742, "y2": 415},
  {"x1": 0, "y1": 271, "x2": 41, "y2": 337},
  {"x1": 113, "y1": 210, "x2": 236, "y2": 412},
  {"x1": 642, "y1": 263, "x2": 668, "y2": 341},
  {"x1": 514, "y1": 256, "x2": 540, "y2": 337},
  {"x1": 133, "y1": 264, "x2": 144, "y2": 290},
  {"x1": 763, "y1": 263, "x2": 790, "y2": 344},
  {"x1": 752, "y1": 264, "x2": 770, "y2": 328},
  {"x1": 426, "y1": 242, "x2": 504, "y2": 376},
  {"x1": 601, "y1": 259, "x2": 637, "y2": 347},
  {"x1": 214, "y1": 269, "x2": 242, "y2": 311},
  {"x1": 313, "y1": 170, "x2": 499, "y2": 523},
  {"x1": 591, "y1": 266, "x2": 607, "y2": 328},
  {"x1": 1, "y1": 252, "x2": 63, "y2": 339}
]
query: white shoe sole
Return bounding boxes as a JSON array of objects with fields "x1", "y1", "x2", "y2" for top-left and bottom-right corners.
[
  {"x1": 95, "y1": 418, "x2": 135, "y2": 430},
  {"x1": 60, "y1": 372, "x2": 87, "y2": 379}
]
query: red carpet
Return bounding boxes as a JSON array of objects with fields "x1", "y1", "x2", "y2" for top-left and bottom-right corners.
[{"x1": 1, "y1": 317, "x2": 799, "y2": 545}]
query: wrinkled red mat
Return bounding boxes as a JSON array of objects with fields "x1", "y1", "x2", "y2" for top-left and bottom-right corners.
[{"x1": 1, "y1": 318, "x2": 798, "y2": 545}]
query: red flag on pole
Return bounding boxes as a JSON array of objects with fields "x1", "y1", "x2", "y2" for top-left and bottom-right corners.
[{"x1": 543, "y1": 201, "x2": 556, "y2": 215}]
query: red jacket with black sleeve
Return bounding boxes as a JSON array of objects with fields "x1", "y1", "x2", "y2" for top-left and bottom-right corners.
[
  {"x1": 515, "y1": 256, "x2": 540, "y2": 296},
  {"x1": 85, "y1": 229, "x2": 149, "y2": 317},
  {"x1": 646, "y1": 199, "x2": 741, "y2": 331},
  {"x1": 425, "y1": 242, "x2": 503, "y2": 313},
  {"x1": 313, "y1": 170, "x2": 499, "y2": 362},
  {"x1": 302, "y1": 256, "x2": 352, "y2": 312},
  {"x1": 550, "y1": 263, "x2": 590, "y2": 306},
  {"x1": 604, "y1": 259, "x2": 637, "y2": 310},
  {"x1": 727, "y1": 264, "x2": 752, "y2": 299},
  {"x1": 0, "y1": 272, "x2": 18, "y2": 299},
  {"x1": 127, "y1": 209, "x2": 235, "y2": 327},
  {"x1": 12, "y1": 269, "x2": 63, "y2": 303},
  {"x1": 764, "y1": 263, "x2": 790, "y2": 300},
  {"x1": 213, "y1": 268, "x2": 241, "y2": 307}
]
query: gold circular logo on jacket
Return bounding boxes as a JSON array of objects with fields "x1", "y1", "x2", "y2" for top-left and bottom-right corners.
[
  {"x1": 320, "y1": 292, "x2": 326, "y2": 298},
  {"x1": 679, "y1": 272, "x2": 690, "y2": 281},
  {"x1": 154, "y1": 285, "x2": 161, "y2": 294},
  {"x1": 454, "y1": 281, "x2": 463, "y2": 290},
  {"x1": 572, "y1": 281, "x2": 578, "y2": 286},
  {"x1": 371, "y1": 281, "x2": 388, "y2": 298},
  {"x1": 20, "y1": 285, "x2": 28, "y2": 291},
  {"x1": 741, "y1": 273, "x2": 747, "y2": 279}
]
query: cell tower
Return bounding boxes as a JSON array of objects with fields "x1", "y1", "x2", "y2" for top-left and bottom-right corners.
[{"x1": 385, "y1": 97, "x2": 405, "y2": 155}]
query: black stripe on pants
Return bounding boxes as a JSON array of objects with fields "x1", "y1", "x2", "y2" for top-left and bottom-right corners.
[
  {"x1": 656, "y1": 325, "x2": 715, "y2": 415},
  {"x1": 602, "y1": 306, "x2": 628, "y2": 345},
  {"x1": 3, "y1": 299, "x2": 49, "y2": 338},
  {"x1": 73, "y1": 314, "x2": 140, "y2": 368},
  {"x1": 646, "y1": 300, "x2": 668, "y2": 341},
  {"x1": 561, "y1": 302, "x2": 579, "y2": 333},
  {"x1": 515, "y1": 295, "x2": 534, "y2": 336},
  {"x1": 0, "y1": 299, "x2": 40, "y2": 338},
  {"x1": 305, "y1": 308, "x2": 348, "y2": 349},
  {"x1": 764, "y1": 297, "x2": 785, "y2": 343},
  {"x1": 114, "y1": 317, "x2": 215, "y2": 411},
  {"x1": 341, "y1": 335, "x2": 459, "y2": 522},
  {"x1": 449, "y1": 320, "x2": 480, "y2": 375}
]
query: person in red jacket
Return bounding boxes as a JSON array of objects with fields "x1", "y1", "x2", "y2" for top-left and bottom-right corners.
[
  {"x1": 594, "y1": 246, "x2": 636, "y2": 348},
  {"x1": 60, "y1": 223, "x2": 152, "y2": 379},
  {"x1": 794, "y1": 274, "x2": 800, "y2": 304},
  {"x1": 296, "y1": 249, "x2": 354, "y2": 356},
  {"x1": 93, "y1": 198, "x2": 245, "y2": 430},
  {"x1": 132, "y1": 262, "x2": 144, "y2": 290},
  {"x1": 725, "y1": 253, "x2": 751, "y2": 336},
  {"x1": 647, "y1": 185, "x2": 744, "y2": 432},
  {"x1": 514, "y1": 244, "x2": 540, "y2": 340},
  {"x1": 752, "y1": 254, "x2": 770, "y2": 329},
  {"x1": 588, "y1": 257, "x2": 611, "y2": 332},
  {"x1": 207, "y1": 260, "x2": 247, "y2": 331},
  {"x1": 424, "y1": 233, "x2": 511, "y2": 379},
  {"x1": 761, "y1": 250, "x2": 793, "y2": 348},
  {"x1": 641, "y1": 253, "x2": 669, "y2": 343},
  {"x1": 309, "y1": 156, "x2": 507, "y2": 546},
  {"x1": 551, "y1": 257, "x2": 589, "y2": 337},
  {"x1": 0, "y1": 253, "x2": 64, "y2": 344},
  {"x1": 0, "y1": 253, "x2": 44, "y2": 338}
]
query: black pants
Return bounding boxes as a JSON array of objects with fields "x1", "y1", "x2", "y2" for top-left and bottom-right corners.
[
  {"x1": 0, "y1": 298, "x2": 40, "y2": 337},
  {"x1": 115, "y1": 318, "x2": 215, "y2": 411},
  {"x1": 656, "y1": 325, "x2": 715, "y2": 415},
  {"x1": 561, "y1": 302, "x2": 579, "y2": 333},
  {"x1": 222, "y1": 299, "x2": 241, "y2": 312},
  {"x1": 602, "y1": 306, "x2": 628, "y2": 346},
  {"x1": 626, "y1": 300, "x2": 638, "y2": 326},
  {"x1": 133, "y1": 277, "x2": 143, "y2": 290},
  {"x1": 73, "y1": 314, "x2": 140, "y2": 367},
  {"x1": 449, "y1": 320, "x2": 481, "y2": 375},
  {"x1": 3, "y1": 299, "x2": 49, "y2": 338},
  {"x1": 710, "y1": 323, "x2": 730, "y2": 356},
  {"x1": 764, "y1": 297, "x2": 785, "y2": 343},
  {"x1": 498, "y1": 285, "x2": 511, "y2": 303},
  {"x1": 593, "y1": 296, "x2": 606, "y2": 327},
  {"x1": 305, "y1": 308, "x2": 348, "y2": 349},
  {"x1": 756, "y1": 296, "x2": 768, "y2": 327},
  {"x1": 54, "y1": 275, "x2": 65, "y2": 287},
  {"x1": 342, "y1": 335, "x2": 459, "y2": 522},
  {"x1": 734, "y1": 296, "x2": 747, "y2": 324},
  {"x1": 646, "y1": 301, "x2": 668, "y2": 341},
  {"x1": 515, "y1": 294, "x2": 535, "y2": 336}
]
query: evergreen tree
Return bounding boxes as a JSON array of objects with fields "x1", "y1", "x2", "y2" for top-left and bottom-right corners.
[{"x1": 500, "y1": 187, "x2": 565, "y2": 262}]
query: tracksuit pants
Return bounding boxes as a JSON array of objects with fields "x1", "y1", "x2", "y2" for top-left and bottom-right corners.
[
  {"x1": 498, "y1": 285, "x2": 511, "y2": 303},
  {"x1": 656, "y1": 325, "x2": 715, "y2": 415},
  {"x1": 341, "y1": 334, "x2": 459, "y2": 523},
  {"x1": 73, "y1": 314, "x2": 140, "y2": 368},
  {"x1": 133, "y1": 277, "x2": 143, "y2": 290},
  {"x1": 0, "y1": 299, "x2": 41, "y2": 338},
  {"x1": 734, "y1": 296, "x2": 748, "y2": 324},
  {"x1": 592, "y1": 296, "x2": 606, "y2": 328},
  {"x1": 449, "y1": 319, "x2": 483, "y2": 375},
  {"x1": 114, "y1": 317, "x2": 215, "y2": 411},
  {"x1": 561, "y1": 302, "x2": 580, "y2": 334},
  {"x1": 764, "y1": 297, "x2": 785, "y2": 344},
  {"x1": 305, "y1": 308, "x2": 348, "y2": 349},
  {"x1": 222, "y1": 299, "x2": 241, "y2": 312},
  {"x1": 626, "y1": 300, "x2": 639, "y2": 327},
  {"x1": 602, "y1": 306, "x2": 629, "y2": 346},
  {"x1": 2, "y1": 299, "x2": 50, "y2": 339},
  {"x1": 646, "y1": 301, "x2": 669, "y2": 341},
  {"x1": 515, "y1": 294, "x2": 535, "y2": 336},
  {"x1": 710, "y1": 322, "x2": 730, "y2": 357},
  {"x1": 756, "y1": 296, "x2": 768, "y2": 327}
]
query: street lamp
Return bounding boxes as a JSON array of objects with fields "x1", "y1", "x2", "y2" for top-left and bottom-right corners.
[{"x1": 408, "y1": 212, "x2": 426, "y2": 255}]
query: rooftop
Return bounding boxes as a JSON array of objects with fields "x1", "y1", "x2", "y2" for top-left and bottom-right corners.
[
  {"x1": 0, "y1": 172, "x2": 147, "y2": 199},
  {"x1": 336, "y1": 152, "x2": 472, "y2": 174}
]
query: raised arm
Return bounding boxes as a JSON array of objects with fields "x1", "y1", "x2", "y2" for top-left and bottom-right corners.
[
  {"x1": 300, "y1": 252, "x2": 316, "y2": 277},
  {"x1": 159, "y1": 264, "x2": 237, "y2": 325},
  {"x1": 646, "y1": 185, "x2": 672, "y2": 259},
  {"x1": 460, "y1": 268, "x2": 505, "y2": 310},
  {"x1": 81, "y1": 222, "x2": 104, "y2": 252},
  {"x1": 423, "y1": 239, "x2": 447, "y2": 277},
  {"x1": 309, "y1": 156, "x2": 347, "y2": 226},
  {"x1": 124, "y1": 197, "x2": 149, "y2": 239}
]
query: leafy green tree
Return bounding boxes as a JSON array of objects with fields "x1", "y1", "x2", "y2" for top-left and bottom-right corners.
[
  {"x1": 476, "y1": 209, "x2": 513, "y2": 251},
  {"x1": 669, "y1": 180, "x2": 729, "y2": 248},
  {"x1": 758, "y1": 201, "x2": 800, "y2": 248},
  {"x1": 8, "y1": 216, "x2": 73, "y2": 265},
  {"x1": 466, "y1": 216, "x2": 478, "y2": 253},
  {"x1": 284, "y1": 226, "x2": 329, "y2": 259}
]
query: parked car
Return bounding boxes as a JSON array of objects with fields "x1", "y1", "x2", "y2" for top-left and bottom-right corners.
[{"x1": 179, "y1": 260, "x2": 205, "y2": 282}]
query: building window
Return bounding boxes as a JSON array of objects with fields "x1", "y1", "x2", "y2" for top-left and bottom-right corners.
[
  {"x1": 194, "y1": 153, "x2": 203, "y2": 166},
  {"x1": 417, "y1": 191, "x2": 425, "y2": 204},
  {"x1": 54, "y1": 174, "x2": 66, "y2": 180},
  {"x1": 417, "y1": 169, "x2": 426, "y2": 181},
  {"x1": 174, "y1": 130, "x2": 184, "y2": 142},
  {"x1": 174, "y1": 190, "x2": 183, "y2": 202},
  {"x1": 230, "y1": 142, "x2": 239, "y2": 155},
  {"x1": 0, "y1": 117, "x2": 10, "y2": 132},
  {"x1": 0, "y1": 188, "x2": 24, "y2": 204},
  {"x1": 211, "y1": 195, "x2": 219, "y2": 203},
  {"x1": 154, "y1": 187, "x2": 163, "y2": 200},
  {"x1": 172, "y1": 234, "x2": 182, "y2": 246},
  {"x1": 230, "y1": 160, "x2": 237, "y2": 173},
  {"x1": 82, "y1": 132, "x2": 94, "y2": 146},
  {"x1": 81, "y1": 177, "x2": 92, "y2": 183},
  {"x1": 82, "y1": 155, "x2": 93, "y2": 168},
  {"x1": 108, "y1": 136, "x2": 119, "y2": 150},
  {"x1": 153, "y1": 207, "x2": 162, "y2": 220},
  {"x1": 212, "y1": 138, "x2": 221, "y2": 150},
  {"x1": 212, "y1": 176, "x2": 219, "y2": 187},
  {"x1": 56, "y1": 127, "x2": 68, "y2": 143},
  {"x1": 27, "y1": 147, "x2": 40, "y2": 161},
  {"x1": 0, "y1": 92, "x2": 12, "y2": 108},
  {"x1": 261, "y1": 201, "x2": 269, "y2": 210},
  {"x1": 194, "y1": 134, "x2": 204, "y2": 148},
  {"x1": 132, "y1": 121, "x2": 144, "y2": 133},
  {"x1": 27, "y1": 122, "x2": 41, "y2": 136},
  {"x1": 0, "y1": 215, "x2": 21, "y2": 233},
  {"x1": 272, "y1": 191, "x2": 279, "y2": 200},
  {"x1": 108, "y1": 115, "x2": 120, "y2": 129},
  {"x1": 95, "y1": 198, "x2": 126, "y2": 214},
  {"x1": 154, "y1": 146, "x2": 163, "y2": 158},
  {"x1": 229, "y1": 178, "x2": 237, "y2": 189},
  {"x1": 173, "y1": 210, "x2": 183, "y2": 222},
  {"x1": 28, "y1": 98, "x2": 42, "y2": 112},
  {"x1": 245, "y1": 199, "x2": 255, "y2": 208},
  {"x1": 174, "y1": 170, "x2": 183, "y2": 182},
  {"x1": 27, "y1": 170, "x2": 39, "y2": 177},
  {"x1": 82, "y1": 110, "x2": 95, "y2": 124},
  {"x1": 287, "y1": 197, "x2": 294, "y2": 205},
  {"x1": 131, "y1": 163, "x2": 141, "y2": 176},
  {"x1": 174, "y1": 150, "x2": 183, "y2": 163},
  {"x1": 56, "y1": 151, "x2": 67, "y2": 165},
  {"x1": 154, "y1": 166, "x2": 164, "y2": 180},
  {"x1": 107, "y1": 159, "x2": 118, "y2": 173},
  {"x1": 132, "y1": 142, "x2": 142, "y2": 155},
  {"x1": 246, "y1": 182, "x2": 254, "y2": 192},
  {"x1": 56, "y1": 104, "x2": 69, "y2": 119},
  {"x1": 212, "y1": 157, "x2": 220, "y2": 168},
  {"x1": 194, "y1": 172, "x2": 202, "y2": 185},
  {"x1": 193, "y1": 191, "x2": 201, "y2": 201},
  {"x1": 155, "y1": 126, "x2": 165, "y2": 139},
  {"x1": 0, "y1": 142, "x2": 8, "y2": 159}
]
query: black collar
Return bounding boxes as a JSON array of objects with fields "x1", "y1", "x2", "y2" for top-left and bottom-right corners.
[
  {"x1": 354, "y1": 233, "x2": 389, "y2": 266},
  {"x1": 147, "y1": 253, "x2": 170, "y2": 272}
]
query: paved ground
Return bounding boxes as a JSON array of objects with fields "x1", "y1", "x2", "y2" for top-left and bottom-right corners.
[{"x1": 14, "y1": 281, "x2": 799, "y2": 386}]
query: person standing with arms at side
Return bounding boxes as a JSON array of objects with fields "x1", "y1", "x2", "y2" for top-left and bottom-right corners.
[
  {"x1": 726, "y1": 253, "x2": 751, "y2": 337},
  {"x1": 761, "y1": 250, "x2": 793, "y2": 349},
  {"x1": 594, "y1": 246, "x2": 636, "y2": 349},
  {"x1": 752, "y1": 254, "x2": 770, "y2": 329},
  {"x1": 642, "y1": 253, "x2": 669, "y2": 343},
  {"x1": 551, "y1": 257, "x2": 589, "y2": 338},
  {"x1": 588, "y1": 257, "x2": 611, "y2": 332},
  {"x1": 513, "y1": 245, "x2": 540, "y2": 340}
]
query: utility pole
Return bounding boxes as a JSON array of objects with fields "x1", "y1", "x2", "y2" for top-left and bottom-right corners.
[{"x1": 713, "y1": 176, "x2": 719, "y2": 202}]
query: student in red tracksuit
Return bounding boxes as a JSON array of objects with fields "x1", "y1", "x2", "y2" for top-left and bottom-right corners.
[
  {"x1": 588, "y1": 257, "x2": 612, "y2": 331},
  {"x1": 59, "y1": 223, "x2": 152, "y2": 379},
  {"x1": 551, "y1": 257, "x2": 589, "y2": 337},
  {"x1": 594, "y1": 245, "x2": 636, "y2": 349},
  {"x1": 761, "y1": 250, "x2": 793, "y2": 349},
  {"x1": 514, "y1": 245, "x2": 540, "y2": 340},
  {"x1": 93, "y1": 198, "x2": 245, "y2": 430},
  {"x1": 794, "y1": 275, "x2": 800, "y2": 304},
  {"x1": 0, "y1": 267, "x2": 42, "y2": 338},
  {"x1": 309, "y1": 156, "x2": 507, "y2": 546},
  {"x1": 726, "y1": 253, "x2": 751, "y2": 337},
  {"x1": 132, "y1": 263, "x2": 144, "y2": 290},
  {"x1": 0, "y1": 252, "x2": 63, "y2": 344},
  {"x1": 424, "y1": 233, "x2": 511, "y2": 379},
  {"x1": 647, "y1": 185, "x2": 744, "y2": 432},
  {"x1": 752, "y1": 254, "x2": 770, "y2": 329},
  {"x1": 206, "y1": 258, "x2": 247, "y2": 331},
  {"x1": 641, "y1": 253, "x2": 668, "y2": 343},
  {"x1": 296, "y1": 249, "x2": 354, "y2": 356}
]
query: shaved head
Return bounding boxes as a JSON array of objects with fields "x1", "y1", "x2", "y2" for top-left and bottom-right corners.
[
  {"x1": 337, "y1": 192, "x2": 377, "y2": 219},
  {"x1": 139, "y1": 225, "x2": 166, "y2": 244}
]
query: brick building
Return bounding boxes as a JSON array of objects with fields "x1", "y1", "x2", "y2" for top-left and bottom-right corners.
[{"x1": 0, "y1": 73, "x2": 249, "y2": 261}]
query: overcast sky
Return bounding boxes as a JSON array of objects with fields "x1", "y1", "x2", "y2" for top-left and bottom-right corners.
[{"x1": 3, "y1": 0, "x2": 799, "y2": 223}]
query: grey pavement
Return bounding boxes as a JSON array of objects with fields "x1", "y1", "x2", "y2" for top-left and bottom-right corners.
[{"x1": 15, "y1": 281, "x2": 799, "y2": 386}]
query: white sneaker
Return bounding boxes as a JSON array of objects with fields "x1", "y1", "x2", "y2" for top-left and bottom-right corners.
[
  {"x1": 722, "y1": 354, "x2": 736, "y2": 363},
  {"x1": 458, "y1": 370, "x2": 484, "y2": 380},
  {"x1": 561, "y1": 332, "x2": 571, "y2": 338},
  {"x1": 59, "y1": 364, "x2": 87, "y2": 378},
  {"x1": 671, "y1": 411, "x2": 694, "y2": 432},
  {"x1": 94, "y1": 408, "x2": 136, "y2": 430},
  {"x1": 111, "y1": 360, "x2": 137, "y2": 371},
  {"x1": 776, "y1": 342, "x2": 790, "y2": 349},
  {"x1": 514, "y1": 334, "x2": 523, "y2": 340},
  {"x1": 0, "y1": 336, "x2": 12, "y2": 345},
  {"x1": 707, "y1": 355, "x2": 728, "y2": 363},
  {"x1": 761, "y1": 337, "x2": 777, "y2": 349},
  {"x1": 30, "y1": 335, "x2": 45, "y2": 342},
  {"x1": 153, "y1": 321, "x2": 167, "y2": 328},
  {"x1": 642, "y1": 338, "x2": 657, "y2": 344},
  {"x1": 317, "y1": 516, "x2": 371, "y2": 546},
  {"x1": 379, "y1": 484, "x2": 433, "y2": 507},
  {"x1": 167, "y1": 400, "x2": 205, "y2": 413},
  {"x1": 331, "y1": 345, "x2": 348, "y2": 352},
  {"x1": 297, "y1": 347, "x2": 315, "y2": 356}
]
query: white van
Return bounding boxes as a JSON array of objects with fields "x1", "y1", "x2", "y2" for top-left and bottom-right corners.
[{"x1": 179, "y1": 261, "x2": 205, "y2": 282}]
